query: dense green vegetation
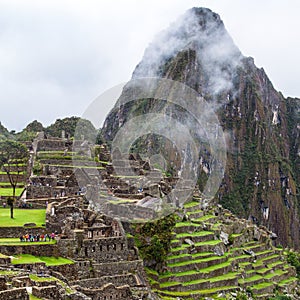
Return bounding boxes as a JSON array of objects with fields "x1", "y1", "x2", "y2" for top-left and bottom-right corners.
[
  {"x1": 29, "y1": 295, "x2": 43, "y2": 300},
  {"x1": 0, "y1": 122, "x2": 13, "y2": 140},
  {"x1": 268, "y1": 296, "x2": 291, "y2": 300},
  {"x1": 45, "y1": 116, "x2": 97, "y2": 141},
  {"x1": 134, "y1": 214, "x2": 178, "y2": 270},
  {"x1": 0, "y1": 116, "x2": 99, "y2": 142},
  {"x1": 286, "y1": 251, "x2": 300, "y2": 277},
  {"x1": 0, "y1": 188, "x2": 24, "y2": 197}
]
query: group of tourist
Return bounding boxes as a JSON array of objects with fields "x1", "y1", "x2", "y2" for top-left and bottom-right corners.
[{"x1": 19, "y1": 232, "x2": 56, "y2": 242}]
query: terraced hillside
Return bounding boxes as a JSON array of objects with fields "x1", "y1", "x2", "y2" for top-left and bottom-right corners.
[
  {"x1": 145, "y1": 199, "x2": 299, "y2": 299},
  {"x1": 26, "y1": 139, "x2": 300, "y2": 298}
]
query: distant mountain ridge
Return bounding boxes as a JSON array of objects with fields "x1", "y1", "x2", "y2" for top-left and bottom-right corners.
[{"x1": 0, "y1": 117, "x2": 98, "y2": 142}]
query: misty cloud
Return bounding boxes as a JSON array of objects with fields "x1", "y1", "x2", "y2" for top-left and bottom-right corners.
[{"x1": 133, "y1": 8, "x2": 242, "y2": 97}]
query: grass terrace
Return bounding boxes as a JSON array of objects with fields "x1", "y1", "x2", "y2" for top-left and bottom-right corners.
[
  {"x1": 0, "y1": 171, "x2": 25, "y2": 175},
  {"x1": 0, "y1": 270, "x2": 21, "y2": 276},
  {"x1": 113, "y1": 175, "x2": 143, "y2": 179},
  {"x1": 37, "y1": 153, "x2": 94, "y2": 161},
  {"x1": 0, "y1": 182, "x2": 25, "y2": 186},
  {"x1": 176, "y1": 231, "x2": 214, "y2": 238},
  {"x1": 146, "y1": 203, "x2": 298, "y2": 298},
  {"x1": 37, "y1": 151, "x2": 76, "y2": 155},
  {"x1": 12, "y1": 254, "x2": 73, "y2": 266},
  {"x1": 3, "y1": 163, "x2": 26, "y2": 167},
  {"x1": 158, "y1": 285, "x2": 238, "y2": 297},
  {"x1": 193, "y1": 214, "x2": 215, "y2": 222},
  {"x1": 108, "y1": 199, "x2": 138, "y2": 204},
  {"x1": 183, "y1": 201, "x2": 200, "y2": 209},
  {"x1": 175, "y1": 221, "x2": 201, "y2": 228},
  {"x1": 0, "y1": 238, "x2": 56, "y2": 246},
  {"x1": 0, "y1": 188, "x2": 24, "y2": 197},
  {"x1": 49, "y1": 164, "x2": 105, "y2": 170},
  {"x1": 0, "y1": 208, "x2": 46, "y2": 227}
]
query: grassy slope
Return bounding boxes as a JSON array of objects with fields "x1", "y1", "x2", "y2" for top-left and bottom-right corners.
[
  {"x1": 0, "y1": 188, "x2": 24, "y2": 197},
  {"x1": 12, "y1": 254, "x2": 73, "y2": 266},
  {"x1": 0, "y1": 238, "x2": 55, "y2": 246},
  {"x1": 0, "y1": 208, "x2": 46, "y2": 227}
]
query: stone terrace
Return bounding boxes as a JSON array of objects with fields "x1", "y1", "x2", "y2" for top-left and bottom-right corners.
[{"x1": 146, "y1": 198, "x2": 299, "y2": 299}]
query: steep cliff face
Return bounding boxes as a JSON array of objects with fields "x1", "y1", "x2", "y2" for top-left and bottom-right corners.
[{"x1": 102, "y1": 8, "x2": 300, "y2": 248}]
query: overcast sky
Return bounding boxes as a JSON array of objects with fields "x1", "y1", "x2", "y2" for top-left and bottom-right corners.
[{"x1": 0, "y1": 0, "x2": 299, "y2": 132}]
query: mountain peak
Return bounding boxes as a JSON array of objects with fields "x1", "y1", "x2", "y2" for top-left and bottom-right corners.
[
  {"x1": 133, "y1": 7, "x2": 242, "y2": 96},
  {"x1": 189, "y1": 7, "x2": 223, "y2": 29}
]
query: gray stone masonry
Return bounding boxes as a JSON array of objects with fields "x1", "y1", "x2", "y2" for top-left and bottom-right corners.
[{"x1": 0, "y1": 288, "x2": 29, "y2": 300}]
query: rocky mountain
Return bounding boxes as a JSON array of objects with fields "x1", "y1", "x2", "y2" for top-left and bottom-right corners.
[{"x1": 102, "y1": 8, "x2": 300, "y2": 248}]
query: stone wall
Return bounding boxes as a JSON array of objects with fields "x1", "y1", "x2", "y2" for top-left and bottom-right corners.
[
  {"x1": 78, "y1": 283, "x2": 132, "y2": 300},
  {"x1": 58, "y1": 235, "x2": 129, "y2": 262},
  {"x1": 79, "y1": 237, "x2": 129, "y2": 262},
  {"x1": 0, "y1": 277, "x2": 6, "y2": 290},
  {"x1": 42, "y1": 160, "x2": 97, "y2": 168},
  {"x1": 0, "y1": 256, "x2": 11, "y2": 265},
  {"x1": 13, "y1": 262, "x2": 47, "y2": 274},
  {"x1": 0, "y1": 226, "x2": 47, "y2": 238},
  {"x1": 29, "y1": 176, "x2": 57, "y2": 186},
  {"x1": 93, "y1": 260, "x2": 144, "y2": 277},
  {"x1": 11, "y1": 276, "x2": 31, "y2": 288},
  {"x1": 0, "y1": 288, "x2": 29, "y2": 300},
  {"x1": 32, "y1": 284, "x2": 63, "y2": 300},
  {"x1": 26, "y1": 185, "x2": 52, "y2": 198},
  {"x1": 74, "y1": 274, "x2": 137, "y2": 288},
  {"x1": 49, "y1": 263, "x2": 78, "y2": 281},
  {"x1": 0, "y1": 174, "x2": 26, "y2": 183},
  {"x1": 36, "y1": 139, "x2": 67, "y2": 151},
  {"x1": 0, "y1": 243, "x2": 59, "y2": 257},
  {"x1": 27, "y1": 185, "x2": 79, "y2": 199},
  {"x1": 76, "y1": 260, "x2": 91, "y2": 279},
  {"x1": 102, "y1": 202, "x2": 157, "y2": 220}
]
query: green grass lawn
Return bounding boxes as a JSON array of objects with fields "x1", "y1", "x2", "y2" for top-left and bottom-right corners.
[
  {"x1": 0, "y1": 171, "x2": 24, "y2": 175},
  {"x1": 12, "y1": 254, "x2": 73, "y2": 266},
  {"x1": 29, "y1": 274, "x2": 56, "y2": 282},
  {"x1": 0, "y1": 188, "x2": 24, "y2": 197},
  {"x1": 49, "y1": 164, "x2": 104, "y2": 170},
  {"x1": 0, "y1": 182, "x2": 25, "y2": 186},
  {"x1": 0, "y1": 238, "x2": 55, "y2": 246},
  {"x1": 29, "y1": 295, "x2": 43, "y2": 300},
  {"x1": 0, "y1": 270, "x2": 20, "y2": 276},
  {"x1": 0, "y1": 208, "x2": 46, "y2": 227},
  {"x1": 183, "y1": 201, "x2": 199, "y2": 208}
]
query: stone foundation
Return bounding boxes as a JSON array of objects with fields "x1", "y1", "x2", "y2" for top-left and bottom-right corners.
[
  {"x1": 0, "y1": 226, "x2": 47, "y2": 238},
  {"x1": 32, "y1": 284, "x2": 63, "y2": 300},
  {"x1": 49, "y1": 263, "x2": 78, "y2": 281},
  {"x1": 74, "y1": 274, "x2": 138, "y2": 289},
  {"x1": 78, "y1": 283, "x2": 132, "y2": 300},
  {"x1": 0, "y1": 288, "x2": 29, "y2": 300},
  {"x1": 0, "y1": 243, "x2": 59, "y2": 257}
]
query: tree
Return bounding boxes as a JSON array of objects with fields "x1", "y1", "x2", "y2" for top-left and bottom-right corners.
[
  {"x1": 133, "y1": 214, "x2": 178, "y2": 271},
  {"x1": 0, "y1": 140, "x2": 29, "y2": 218}
]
